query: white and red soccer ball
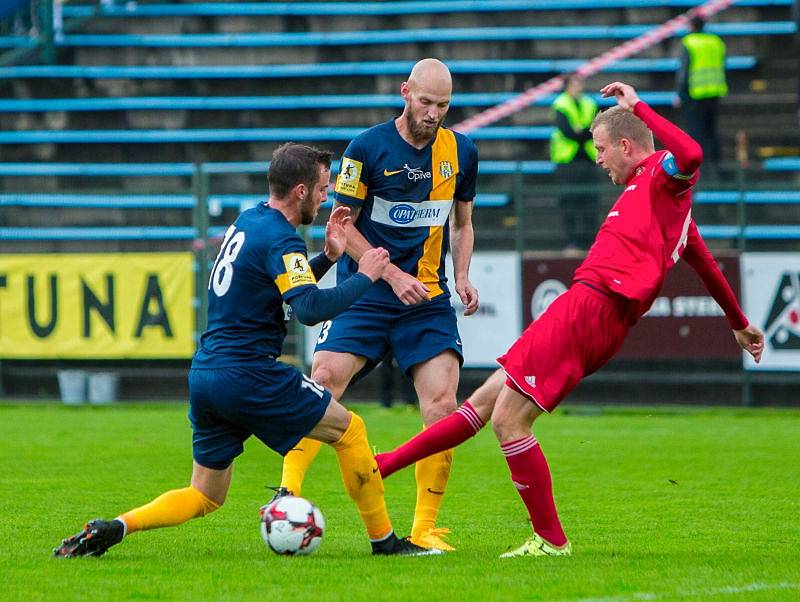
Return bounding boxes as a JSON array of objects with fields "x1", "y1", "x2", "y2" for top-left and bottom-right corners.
[{"x1": 259, "y1": 496, "x2": 325, "y2": 556}]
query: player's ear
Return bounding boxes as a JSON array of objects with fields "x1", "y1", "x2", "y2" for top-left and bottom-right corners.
[
  {"x1": 293, "y1": 182, "x2": 307, "y2": 200},
  {"x1": 620, "y1": 137, "x2": 633, "y2": 156},
  {"x1": 400, "y1": 81, "x2": 410, "y2": 100}
]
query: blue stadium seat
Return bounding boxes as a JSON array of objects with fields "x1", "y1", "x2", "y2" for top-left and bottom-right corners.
[
  {"x1": 0, "y1": 126, "x2": 554, "y2": 144},
  {"x1": 23, "y1": 22, "x2": 791, "y2": 48},
  {"x1": 0, "y1": 57, "x2": 757, "y2": 80},
  {"x1": 0, "y1": 227, "x2": 198, "y2": 240},
  {"x1": 762, "y1": 157, "x2": 800, "y2": 171},
  {"x1": 0, "y1": 192, "x2": 509, "y2": 209},
  {"x1": 59, "y1": 0, "x2": 794, "y2": 19},
  {"x1": 0, "y1": 91, "x2": 683, "y2": 112}
]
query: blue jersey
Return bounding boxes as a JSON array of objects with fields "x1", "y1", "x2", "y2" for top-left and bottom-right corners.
[
  {"x1": 193, "y1": 204, "x2": 317, "y2": 368},
  {"x1": 334, "y1": 120, "x2": 478, "y2": 305}
]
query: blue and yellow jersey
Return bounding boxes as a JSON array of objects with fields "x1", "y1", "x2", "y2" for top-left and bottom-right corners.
[
  {"x1": 334, "y1": 120, "x2": 478, "y2": 305},
  {"x1": 193, "y1": 204, "x2": 316, "y2": 368}
]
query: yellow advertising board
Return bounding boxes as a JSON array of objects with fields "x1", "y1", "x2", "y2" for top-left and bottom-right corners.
[{"x1": 0, "y1": 253, "x2": 195, "y2": 359}]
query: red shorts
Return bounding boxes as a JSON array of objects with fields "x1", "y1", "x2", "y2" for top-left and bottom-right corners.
[{"x1": 497, "y1": 283, "x2": 630, "y2": 412}]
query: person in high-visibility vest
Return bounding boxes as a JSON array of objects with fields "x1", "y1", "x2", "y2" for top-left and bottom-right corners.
[
  {"x1": 550, "y1": 73, "x2": 599, "y2": 250},
  {"x1": 675, "y1": 15, "x2": 727, "y2": 170}
]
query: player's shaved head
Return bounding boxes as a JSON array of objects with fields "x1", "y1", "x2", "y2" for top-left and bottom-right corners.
[
  {"x1": 399, "y1": 58, "x2": 452, "y2": 146},
  {"x1": 407, "y1": 58, "x2": 452, "y2": 97}
]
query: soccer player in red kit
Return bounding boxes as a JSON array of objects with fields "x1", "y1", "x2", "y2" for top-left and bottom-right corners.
[{"x1": 374, "y1": 81, "x2": 765, "y2": 557}]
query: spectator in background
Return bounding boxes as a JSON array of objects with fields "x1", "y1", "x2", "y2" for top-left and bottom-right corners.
[
  {"x1": 550, "y1": 73, "x2": 599, "y2": 251},
  {"x1": 675, "y1": 15, "x2": 728, "y2": 173}
]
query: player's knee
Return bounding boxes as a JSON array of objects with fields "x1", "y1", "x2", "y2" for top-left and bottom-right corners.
[
  {"x1": 420, "y1": 393, "x2": 457, "y2": 425},
  {"x1": 310, "y1": 363, "x2": 344, "y2": 392},
  {"x1": 490, "y1": 404, "x2": 519, "y2": 443}
]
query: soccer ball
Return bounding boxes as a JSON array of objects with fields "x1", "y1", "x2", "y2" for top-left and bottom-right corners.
[{"x1": 259, "y1": 496, "x2": 325, "y2": 556}]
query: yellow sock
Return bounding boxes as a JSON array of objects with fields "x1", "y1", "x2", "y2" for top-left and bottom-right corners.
[
  {"x1": 118, "y1": 486, "x2": 219, "y2": 534},
  {"x1": 411, "y1": 446, "x2": 453, "y2": 538},
  {"x1": 330, "y1": 412, "x2": 393, "y2": 541},
  {"x1": 280, "y1": 437, "x2": 323, "y2": 496}
]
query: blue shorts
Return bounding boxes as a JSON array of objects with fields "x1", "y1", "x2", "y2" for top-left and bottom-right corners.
[
  {"x1": 314, "y1": 296, "x2": 463, "y2": 380},
  {"x1": 188, "y1": 361, "x2": 331, "y2": 469}
]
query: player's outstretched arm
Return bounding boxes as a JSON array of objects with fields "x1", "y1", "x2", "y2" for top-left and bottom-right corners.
[
  {"x1": 734, "y1": 324, "x2": 764, "y2": 364},
  {"x1": 601, "y1": 81, "x2": 702, "y2": 175},
  {"x1": 288, "y1": 248, "x2": 389, "y2": 326},
  {"x1": 335, "y1": 201, "x2": 430, "y2": 305},
  {"x1": 682, "y1": 222, "x2": 764, "y2": 361},
  {"x1": 600, "y1": 81, "x2": 641, "y2": 111}
]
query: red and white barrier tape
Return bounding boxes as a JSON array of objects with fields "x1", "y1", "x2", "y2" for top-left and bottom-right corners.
[{"x1": 452, "y1": 0, "x2": 735, "y2": 134}]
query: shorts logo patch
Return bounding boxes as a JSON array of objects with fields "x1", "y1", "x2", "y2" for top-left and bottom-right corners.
[
  {"x1": 282, "y1": 253, "x2": 316, "y2": 288},
  {"x1": 525, "y1": 375, "x2": 537, "y2": 388},
  {"x1": 335, "y1": 157, "x2": 363, "y2": 197}
]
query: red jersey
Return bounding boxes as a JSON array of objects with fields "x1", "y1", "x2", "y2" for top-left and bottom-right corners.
[{"x1": 574, "y1": 102, "x2": 747, "y2": 329}]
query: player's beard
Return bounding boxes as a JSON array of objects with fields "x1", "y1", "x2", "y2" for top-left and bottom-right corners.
[
  {"x1": 299, "y1": 189, "x2": 316, "y2": 225},
  {"x1": 406, "y1": 111, "x2": 444, "y2": 145}
]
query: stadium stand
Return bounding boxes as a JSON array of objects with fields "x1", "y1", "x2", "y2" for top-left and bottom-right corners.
[{"x1": 1, "y1": 0, "x2": 798, "y2": 402}]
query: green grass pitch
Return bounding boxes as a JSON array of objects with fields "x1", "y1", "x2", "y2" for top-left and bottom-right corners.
[{"x1": 3, "y1": 402, "x2": 799, "y2": 601}]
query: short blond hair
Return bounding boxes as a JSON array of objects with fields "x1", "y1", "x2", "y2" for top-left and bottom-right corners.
[{"x1": 590, "y1": 106, "x2": 654, "y2": 151}]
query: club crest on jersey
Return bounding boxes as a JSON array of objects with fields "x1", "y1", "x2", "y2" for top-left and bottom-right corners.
[
  {"x1": 635, "y1": 166, "x2": 645, "y2": 177},
  {"x1": 439, "y1": 160, "x2": 453, "y2": 179}
]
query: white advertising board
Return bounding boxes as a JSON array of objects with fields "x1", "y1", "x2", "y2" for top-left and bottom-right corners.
[
  {"x1": 302, "y1": 252, "x2": 521, "y2": 368},
  {"x1": 741, "y1": 253, "x2": 800, "y2": 371}
]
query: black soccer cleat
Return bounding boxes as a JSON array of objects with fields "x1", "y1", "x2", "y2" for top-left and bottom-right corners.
[
  {"x1": 371, "y1": 532, "x2": 445, "y2": 557},
  {"x1": 265, "y1": 486, "x2": 293, "y2": 505},
  {"x1": 53, "y1": 519, "x2": 124, "y2": 558}
]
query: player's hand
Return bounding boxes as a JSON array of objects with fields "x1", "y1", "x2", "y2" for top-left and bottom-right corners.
[
  {"x1": 600, "y1": 82, "x2": 641, "y2": 111},
  {"x1": 384, "y1": 269, "x2": 430, "y2": 305},
  {"x1": 734, "y1": 324, "x2": 765, "y2": 364},
  {"x1": 323, "y1": 205, "x2": 351, "y2": 261},
  {"x1": 456, "y1": 278, "x2": 479, "y2": 316},
  {"x1": 358, "y1": 247, "x2": 390, "y2": 282}
]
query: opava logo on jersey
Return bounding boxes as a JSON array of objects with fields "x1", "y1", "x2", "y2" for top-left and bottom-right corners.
[
  {"x1": 381, "y1": 164, "x2": 431, "y2": 181},
  {"x1": 335, "y1": 157, "x2": 363, "y2": 197},
  {"x1": 763, "y1": 272, "x2": 800, "y2": 350},
  {"x1": 388, "y1": 204, "x2": 418, "y2": 225}
]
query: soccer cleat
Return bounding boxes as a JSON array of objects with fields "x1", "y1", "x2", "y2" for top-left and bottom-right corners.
[
  {"x1": 409, "y1": 527, "x2": 456, "y2": 552},
  {"x1": 53, "y1": 519, "x2": 125, "y2": 558},
  {"x1": 371, "y1": 532, "x2": 444, "y2": 556},
  {"x1": 265, "y1": 486, "x2": 293, "y2": 505},
  {"x1": 499, "y1": 533, "x2": 572, "y2": 558}
]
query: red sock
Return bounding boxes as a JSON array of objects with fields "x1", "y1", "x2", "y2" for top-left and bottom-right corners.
[
  {"x1": 375, "y1": 401, "x2": 485, "y2": 478},
  {"x1": 501, "y1": 435, "x2": 567, "y2": 547}
]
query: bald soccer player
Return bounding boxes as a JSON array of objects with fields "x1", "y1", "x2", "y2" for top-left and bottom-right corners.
[{"x1": 277, "y1": 58, "x2": 480, "y2": 552}]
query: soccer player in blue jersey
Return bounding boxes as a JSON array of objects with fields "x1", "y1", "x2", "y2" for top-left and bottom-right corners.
[
  {"x1": 54, "y1": 143, "x2": 439, "y2": 558},
  {"x1": 279, "y1": 58, "x2": 480, "y2": 552}
]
